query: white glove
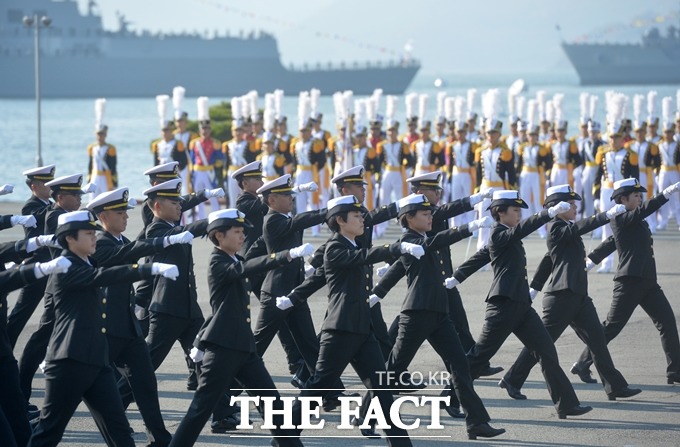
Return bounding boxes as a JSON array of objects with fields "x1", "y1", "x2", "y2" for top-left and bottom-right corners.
[
  {"x1": 304, "y1": 264, "x2": 315, "y2": 278},
  {"x1": 585, "y1": 258, "x2": 596, "y2": 272},
  {"x1": 83, "y1": 182, "x2": 97, "y2": 194},
  {"x1": 294, "y1": 182, "x2": 319, "y2": 193},
  {"x1": 469, "y1": 189, "x2": 494, "y2": 206},
  {"x1": 0, "y1": 184, "x2": 14, "y2": 195},
  {"x1": 529, "y1": 288, "x2": 539, "y2": 301},
  {"x1": 290, "y1": 243, "x2": 314, "y2": 259},
  {"x1": 10, "y1": 215, "x2": 37, "y2": 228},
  {"x1": 34, "y1": 256, "x2": 72, "y2": 279},
  {"x1": 548, "y1": 201, "x2": 571, "y2": 218},
  {"x1": 189, "y1": 347, "x2": 205, "y2": 363},
  {"x1": 128, "y1": 198, "x2": 137, "y2": 208},
  {"x1": 205, "y1": 188, "x2": 226, "y2": 199},
  {"x1": 662, "y1": 181, "x2": 680, "y2": 199},
  {"x1": 400, "y1": 242, "x2": 425, "y2": 259},
  {"x1": 467, "y1": 216, "x2": 494, "y2": 233},
  {"x1": 151, "y1": 263, "x2": 179, "y2": 280},
  {"x1": 444, "y1": 277, "x2": 460, "y2": 289},
  {"x1": 38, "y1": 235, "x2": 61, "y2": 248},
  {"x1": 606, "y1": 204, "x2": 627, "y2": 219},
  {"x1": 376, "y1": 263, "x2": 390, "y2": 278},
  {"x1": 276, "y1": 296, "x2": 294, "y2": 310},
  {"x1": 369, "y1": 294, "x2": 380, "y2": 308},
  {"x1": 134, "y1": 305, "x2": 146, "y2": 320},
  {"x1": 165, "y1": 231, "x2": 194, "y2": 246}
]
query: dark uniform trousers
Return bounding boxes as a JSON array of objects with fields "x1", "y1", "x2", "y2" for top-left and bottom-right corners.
[
  {"x1": 29, "y1": 359, "x2": 134, "y2": 447},
  {"x1": 298, "y1": 330, "x2": 412, "y2": 447},
  {"x1": 574, "y1": 277, "x2": 680, "y2": 376},
  {"x1": 170, "y1": 344, "x2": 302, "y2": 447},
  {"x1": 468, "y1": 297, "x2": 580, "y2": 411},
  {"x1": 0, "y1": 356, "x2": 30, "y2": 447},
  {"x1": 504, "y1": 290, "x2": 628, "y2": 394},
  {"x1": 7, "y1": 276, "x2": 48, "y2": 348},
  {"x1": 388, "y1": 310, "x2": 489, "y2": 427},
  {"x1": 18, "y1": 298, "x2": 54, "y2": 402}
]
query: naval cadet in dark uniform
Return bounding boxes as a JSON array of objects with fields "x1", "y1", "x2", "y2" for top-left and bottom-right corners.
[
  {"x1": 449, "y1": 190, "x2": 592, "y2": 419},
  {"x1": 87, "y1": 187, "x2": 192, "y2": 447},
  {"x1": 372, "y1": 193, "x2": 504, "y2": 440},
  {"x1": 29, "y1": 210, "x2": 177, "y2": 447},
  {"x1": 571, "y1": 178, "x2": 680, "y2": 385},
  {"x1": 499, "y1": 184, "x2": 641, "y2": 401},
  {"x1": 7, "y1": 165, "x2": 56, "y2": 348},
  {"x1": 169, "y1": 209, "x2": 305, "y2": 447}
]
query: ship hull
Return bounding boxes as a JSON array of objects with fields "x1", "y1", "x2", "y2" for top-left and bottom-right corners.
[
  {"x1": 0, "y1": 55, "x2": 419, "y2": 98},
  {"x1": 562, "y1": 42, "x2": 680, "y2": 86}
]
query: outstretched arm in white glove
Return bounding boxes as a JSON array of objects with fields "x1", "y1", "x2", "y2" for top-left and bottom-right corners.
[
  {"x1": 151, "y1": 263, "x2": 179, "y2": 280},
  {"x1": 606, "y1": 204, "x2": 627, "y2": 219},
  {"x1": 400, "y1": 242, "x2": 425, "y2": 259},
  {"x1": 164, "y1": 231, "x2": 194, "y2": 247},
  {"x1": 10, "y1": 215, "x2": 37, "y2": 228},
  {"x1": 293, "y1": 182, "x2": 319, "y2": 193},
  {"x1": 548, "y1": 201, "x2": 571, "y2": 218},
  {"x1": 34, "y1": 256, "x2": 72, "y2": 279},
  {"x1": 205, "y1": 188, "x2": 226, "y2": 199},
  {"x1": 467, "y1": 216, "x2": 494, "y2": 233},
  {"x1": 376, "y1": 263, "x2": 390, "y2": 278},
  {"x1": 469, "y1": 188, "x2": 495, "y2": 206},
  {"x1": 0, "y1": 184, "x2": 14, "y2": 196},
  {"x1": 290, "y1": 243, "x2": 314, "y2": 259},
  {"x1": 662, "y1": 181, "x2": 680, "y2": 199}
]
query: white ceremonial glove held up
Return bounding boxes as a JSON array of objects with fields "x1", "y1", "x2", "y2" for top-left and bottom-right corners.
[
  {"x1": 35, "y1": 256, "x2": 72, "y2": 279},
  {"x1": 152, "y1": 263, "x2": 179, "y2": 280},
  {"x1": 662, "y1": 181, "x2": 680, "y2": 199},
  {"x1": 276, "y1": 296, "x2": 294, "y2": 310},
  {"x1": 376, "y1": 263, "x2": 390, "y2": 278},
  {"x1": 469, "y1": 188, "x2": 495, "y2": 206},
  {"x1": 166, "y1": 231, "x2": 194, "y2": 246},
  {"x1": 548, "y1": 201, "x2": 571, "y2": 218},
  {"x1": 189, "y1": 347, "x2": 205, "y2": 363},
  {"x1": 206, "y1": 188, "x2": 225, "y2": 199},
  {"x1": 369, "y1": 294, "x2": 380, "y2": 308},
  {"x1": 444, "y1": 277, "x2": 460, "y2": 289},
  {"x1": 529, "y1": 288, "x2": 539, "y2": 301},
  {"x1": 290, "y1": 243, "x2": 314, "y2": 259},
  {"x1": 11, "y1": 215, "x2": 37, "y2": 228},
  {"x1": 585, "y1": 258, "x2": 596, "y2": 272},
  {"x1": 304, "y1": 264, "x2": 316, "y2": 278},
  {"x1": 468, "y1": 216, "x2": 494, "y2": 233},
  {"x1": 297, "y1": 182, "x2": 319, "y2": 193},
  {"x1": 83, "y1": 182, "x2": 98, "y2": 194},
  {"x1": 134, "y1": 305, "x2": 146, "y2": 320},
  {"x1": 400, "y1": 242, "x2": 425, "y2": 259},
  {"x1": 0, "y1": 184, "x2": 14, "y2": 195},
  {"x1": 606, "y1": 204, "x2": 627, "y2": 219}
]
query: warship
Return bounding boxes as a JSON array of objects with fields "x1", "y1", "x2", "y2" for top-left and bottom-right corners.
[
  {"x1": 0, "y1": 0, "x2": 420, "y2": 98},
  {"x1": 562, "y1": 19, "x2": 680, "y2": 85}
]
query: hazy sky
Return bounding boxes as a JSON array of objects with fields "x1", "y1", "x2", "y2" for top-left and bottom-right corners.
[{"x1": 77, "y1": 0, "x2": 678, "y2": 74}]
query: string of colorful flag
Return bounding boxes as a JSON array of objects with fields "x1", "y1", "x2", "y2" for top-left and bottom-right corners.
[{"x1": 571, "y1": 10, "x2": 679, "y2": 43}]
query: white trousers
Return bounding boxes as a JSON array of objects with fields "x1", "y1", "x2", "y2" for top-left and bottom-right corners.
[
  {"x1": 599, "y1": 186, "x2": 615, "y2": 270},
  {"x1": 450, "y1": 172, "x2": 474, "y2": 227},
  {"x1": 520, "y1": 171, "x2": 546, "y2": 237},
  {"x1": 657, "y1": 170, "x2": 680, "y2": 230},
  {"x1": 193, "y1": 170, "x2": 219, "y2": 220}
]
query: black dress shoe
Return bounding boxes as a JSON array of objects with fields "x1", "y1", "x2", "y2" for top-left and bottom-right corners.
[
  {"x1": 557, "y1": 405, "x2": 592, "y2": 419},
  {"x1": 607, "y1": 387, "x2": 641, "y2": 401},
  {"x1": 322, "y1": 392, "x2": 359, "y2": 411},
  {"x1": 667, "y1": 372, "x2": 680, "y2": 384},
  {"x1": 498, "y1": 378, "x2": 527, "y2": 400},
  {"x1": 351, "y1": 417, "x2": 381, "y2": 439},
  {"x1": 439, "y1": 402, "x2": 466, "y2": 419},
  {"x1": 570, "y1": 363, "x2": 597, "y2": 384},
  {"x1": 211, "y1": 414, "x2": 240, "y2": 433},
  {"x1": 466, "y1": 422, "x2": 506, "y2": 440},
  {"x1": 478, "y1": 365, "x2": 504, "y2": 377},
  {"x1": 290, "y1": 375, "x2": 305, "y2": 389}
]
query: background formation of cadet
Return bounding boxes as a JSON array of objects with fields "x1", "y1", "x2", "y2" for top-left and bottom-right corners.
[{"x1": 1, "y1": 84, "x2": 680, "y2": 446}]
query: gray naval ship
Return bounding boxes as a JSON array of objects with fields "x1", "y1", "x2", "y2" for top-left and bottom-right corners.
[
  {"x1": 1, "y1": 0, "x2": 420, "y2": 98},
  {"x1": 562, "y1": 19, "x2": 680, "y2": 85}
]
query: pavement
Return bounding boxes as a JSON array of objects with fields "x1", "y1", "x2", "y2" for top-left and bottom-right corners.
[{"x1": 2, "y1": 200, "x2": 680, "y2": 447}]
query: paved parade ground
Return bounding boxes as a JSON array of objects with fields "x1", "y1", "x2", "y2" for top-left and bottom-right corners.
[{"x1": 2, "y1": 200, "x2": 679, "y2": 446}]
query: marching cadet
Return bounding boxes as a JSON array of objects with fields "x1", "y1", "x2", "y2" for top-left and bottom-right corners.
[
  {"x1": 142, "y1": 178, "x2": 209, "y2": 397},
  {"x1": 223, "y1": 99, "x2": 259, "y2": 209},
  {"x1": 152, "y1": 95, "x2": 190, "y2": 176},
  {"x1": 446, "y1": 190, "x2": 593, "y2": 419},
  {"x1": 449, "y1": 117, "x2": 479, "y2": 227},
  {"x1": 172, "y1": 86, "x2": 197, "y2": 196},
  {"x1": 275, "y1": 113, "x2": 295, "y2": 172},
  {"x1": 628, "y1": 113, "x2": 661, "y2": 232},
  {"x1": 169, "y1": 209, "x2": 305, "y2": 447},
  {"x1": 474, "y1": 96, "x2": 517, "y2": 252},
  {"x1": 656, "y1": 97, "x2": 680, "y2": 231},
  {"x1": 371, "y1": 194, "x2": 504, "y2": 440},
  {"x1": 581, "y1": 97, "x2": 604, "y2": 222},
  {"x1": 7, "y1": 165, "x2": 56, "y2": 348},
  {"x1": 29, "y1": 210, "x2": 177, "y2": 447},
  {"x1": 572, "y1": 178, "x2": 680, "y2": 385},
  {"x1": 260, "y1": 131, "x2": 288, "y2": 181},
  {"x1": 189, "y1": 97, "x2": 225, "y2": 219},
  {"x1": 0, "y1": 246, "x2": 71, "y2": 447},
  {"x1": 87, "y1": 188, "x2": 193, "y2": 447},
  {"x1": 646, "y1": 91, "x2": 662, "y2": 145},
  {"x1": 593, "y1": 97, "x2": 639, "y2": 273},
  {"x1": 285, "y1": 195, "x2": 413, "y2": 446},
  {"x1": 292, "y1": 97, "x2": 324, "y2": 230},
  {"x1": 310, "y1": 106, "x2": 333, "y2": 209},
  {"x1": 87, "y1": 98, "x2": 117, "y2": 198},
  {"x1": 353, "y1": 125, "x2": 380, "y2": 210},
  {"x1": 547, "y1": 118, "x2": 581, "y2": 188},
  {"x1": 400, "y1": 92, "x2": 420, "y2": 146},
  {"x1": 411, "y1": 99, "x2": 445, "y2": 177},
  {"x1": 517, "y1": 118, "x2": 551, "y2": 238},
  {"x1": 18, "y1": 174, "x2": 90, "y2": 404},
  {"x1": 499, "y1": 185, "x2": 641, "y2": 402},
  {"x1": 466, "y1": 89, "x2": 481, "y2": 144},
  {"x1": 376, "y1": 116, "x2": 411, "y2": 208},
  {"x1": 573, "y1": 93, "x2": 592, "y2": 204}
]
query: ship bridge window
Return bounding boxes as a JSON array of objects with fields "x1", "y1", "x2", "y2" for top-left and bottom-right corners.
[{"x1": 7, "y1": 9, "x2": 24, "y2": 24}]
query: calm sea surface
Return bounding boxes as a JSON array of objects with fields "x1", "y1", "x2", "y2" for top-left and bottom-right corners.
[{"x1": 1, "y1": 71, "x2": 678, "y2": 203}]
